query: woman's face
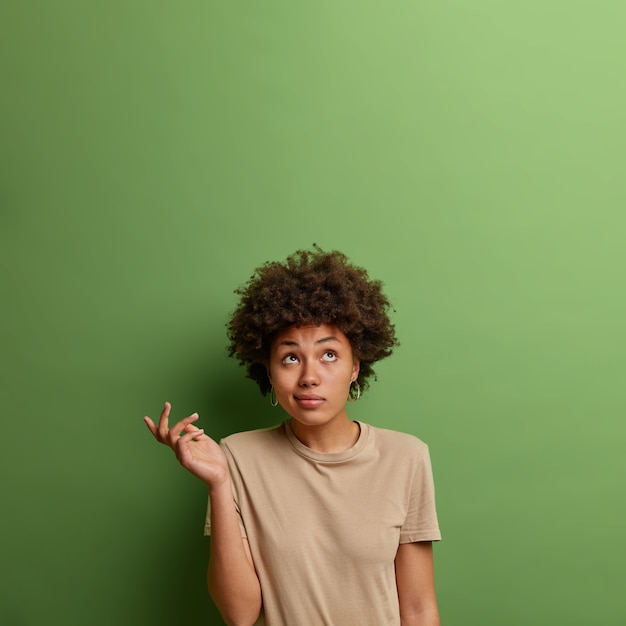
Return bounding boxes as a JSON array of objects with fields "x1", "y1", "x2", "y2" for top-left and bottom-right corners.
[{"x1": 267, "y1": 323, "x2": 360, "y2": 430}]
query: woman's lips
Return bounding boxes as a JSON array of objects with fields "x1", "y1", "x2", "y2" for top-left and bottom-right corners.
[{"x1": 295, "y1": 394, "x2": 325, "y2": 409}]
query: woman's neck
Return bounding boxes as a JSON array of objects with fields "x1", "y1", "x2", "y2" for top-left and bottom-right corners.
[{"x1": 289, "y1": 417, "x2": 361, "y2": 453}]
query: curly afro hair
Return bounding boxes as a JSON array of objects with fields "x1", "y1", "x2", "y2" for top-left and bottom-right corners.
[{"x1": 227, "y1": 245, "x2": 398, "y2": 395}]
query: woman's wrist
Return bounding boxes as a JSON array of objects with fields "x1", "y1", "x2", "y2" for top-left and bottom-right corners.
[{"x1": 206, "y1": 471, "x2": 231, "y2": 495}]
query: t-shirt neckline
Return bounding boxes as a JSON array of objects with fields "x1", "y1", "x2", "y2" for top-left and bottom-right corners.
[{"x1": 284, "y1": 419, "x2": 370, "y2": 463}]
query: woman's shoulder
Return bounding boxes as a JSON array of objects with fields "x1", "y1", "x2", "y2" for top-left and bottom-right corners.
[
  {"x1": 365, "y1": 422, "x2": 430, "y2": 455},
  {"x1": 221, "y1": 422, "x2": 287, "y2": 451}
]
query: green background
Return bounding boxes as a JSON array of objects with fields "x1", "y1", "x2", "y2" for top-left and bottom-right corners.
[{"x1": 2, "y1": 1, "x2": 624, "y2": 624}]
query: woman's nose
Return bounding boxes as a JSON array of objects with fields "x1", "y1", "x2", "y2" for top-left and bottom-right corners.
[{"x1": 299, "y1": 362, "x2": 319, "y2": 387}]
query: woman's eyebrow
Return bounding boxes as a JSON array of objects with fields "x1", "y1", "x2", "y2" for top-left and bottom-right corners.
[
  {"x1": 277, "y1": 336, "x2": 341, "y2": 347},
  {"x1": 315, "y1": 336, "x2": 341, "y2": 345}
]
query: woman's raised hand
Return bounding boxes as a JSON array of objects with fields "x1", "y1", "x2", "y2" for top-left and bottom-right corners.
[{"x1": 144, "y1": 402, "x2": 229, "y2": 488}]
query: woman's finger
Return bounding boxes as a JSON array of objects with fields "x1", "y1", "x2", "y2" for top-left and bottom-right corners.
[
  {"x1": 169, "y1": 413, "x2": 200, "y2": 437},
  {"x1": 177, "y1": 428, "x2": 205, "y2": 445},
  {"x1": 143, "y1": 416, "x2": 158, "y2": 438},
  {"x1": 157, "y1": 402, "x2": 172, "y2": 439}
]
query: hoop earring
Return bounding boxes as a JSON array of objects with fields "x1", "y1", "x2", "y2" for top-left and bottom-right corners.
[
  {"x1": 270, "y1": 387, "x2": 279, "y2": 407},
  {"x1": 348, "y1": 379, "x2": 361, "y2": 402}
]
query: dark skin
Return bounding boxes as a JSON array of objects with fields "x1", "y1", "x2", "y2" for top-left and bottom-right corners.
[
  {"x1": 144, "y1": 324, "x2": 440, "y2": 625},
  {"x1": 144, "y1": 403, "x2": 261, "y2": 625}
]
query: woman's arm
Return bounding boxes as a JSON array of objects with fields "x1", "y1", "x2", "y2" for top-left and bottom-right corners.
[
  {"x1": 395, "y1": 541, "x2": 440, "y2": 626},
  {"x1": 207, "y1": 478, "x2": 262, "y2": 626},
  {"x1": 144, "y1": 403, "x2": 262, "y2": 626}
]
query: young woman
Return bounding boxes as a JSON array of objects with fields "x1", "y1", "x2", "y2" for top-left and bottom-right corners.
[{"x1": 144, "y1": 247, "x2": 441, "y2": 626}]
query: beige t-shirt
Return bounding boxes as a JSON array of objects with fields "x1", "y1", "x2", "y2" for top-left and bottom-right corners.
[{"x1": 205, "y1": 421, "x2": 441, "y2": 626}]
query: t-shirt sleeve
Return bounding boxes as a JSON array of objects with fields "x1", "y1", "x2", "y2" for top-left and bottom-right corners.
[
  {"x1": 203, "y1": 440, "x2": 248, "y2": 538},
  {"x1": 399, "y1": 443, "x2": 441, "y2": 544},
  {"x1": 203, "y1": 494, "x2": 247, "y2": 537},
  {"x1": 203, "y1": 493, "x2": 212, "y2": 536}
]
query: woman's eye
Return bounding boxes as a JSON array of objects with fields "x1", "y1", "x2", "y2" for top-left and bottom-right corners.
[
  {"x1": 282, "y1": 354, "x2": 299, "y2": 364},
  {"x1": 322, "y1": 351, "x2": 337, "y2": 362}
]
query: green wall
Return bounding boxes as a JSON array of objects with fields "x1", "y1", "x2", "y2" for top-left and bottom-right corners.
[{"x1": 2, "y1": 2, "x2": 624, "y2": 624}]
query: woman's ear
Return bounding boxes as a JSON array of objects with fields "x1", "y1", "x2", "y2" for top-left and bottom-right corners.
[
  {"x1": 351, "y1": 359, "x2": 360, "y2": 380},
  {"x1": 266, "y1": 364, "x2": 272, "y2": 386}
]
